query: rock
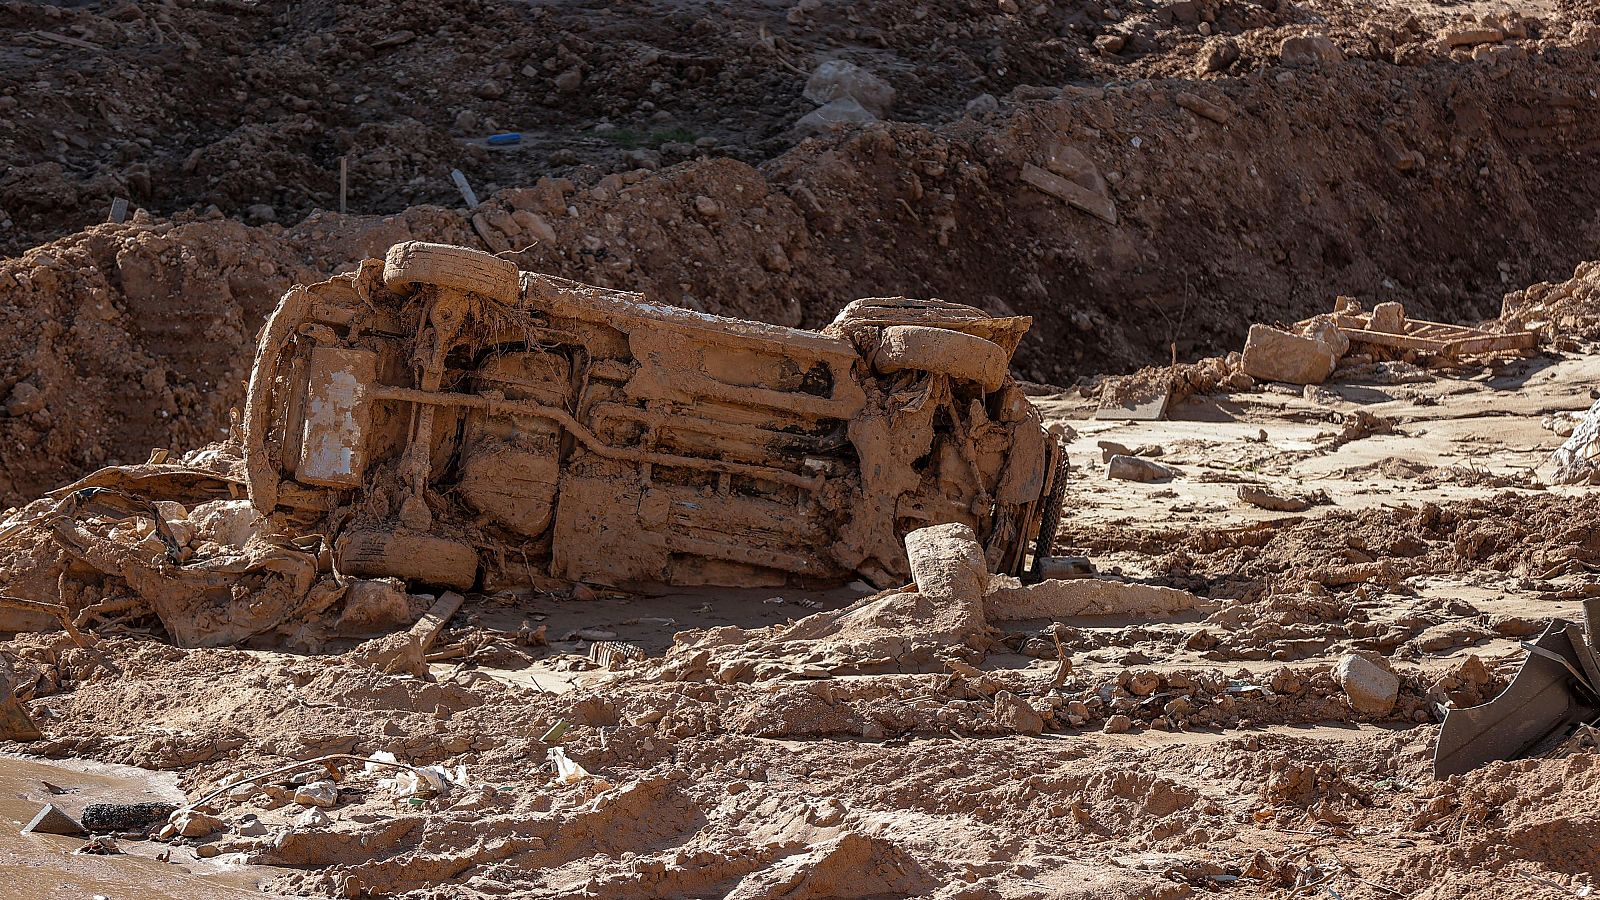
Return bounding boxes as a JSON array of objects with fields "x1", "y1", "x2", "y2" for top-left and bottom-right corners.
[
  {"x1": 452, "y1": 109, "x2": 478, "y2": 133},
  {"x1": 151, "y1": 500, "x2": 194, "y2": 547},
  {"x1": 1094, "y1": 34, "x2": 1126, "y2": 54},
  {"x1": 334, "y1": 578, "x2": 415, "y2": 636},
  {"x1": 1126, "y1": 670, "x2": 1161, "y2": 696},
  {"x1": 1336, "y1": 652, "x2": 1400, "y2": 716},
  {"x1": 244, "y1": 204, "x2": 277, "y2": 224},
  {"x1": 5, "y1": 381, "x2": 43, "y2": 416},
  {"x1": 295, "y1": 807, "x2": 331, "y2": 827},
  {"x1": 1236, "y1": 485, "x2": 1311, "y2": 512},
  {"x1": 511, "y1": 210, "x2": 556, "y2": 243},
  {"x1": 474, "y1": 79, "x2": 505, "y2": 100},
  {"x1": 1196, "y1": 36, "x2": 1239, "y2": 73},
  {"x1": 1279, "y1": 34, "x2": 1343, "y2": 67},
  {"x1": 1105, "y1": 455, "x2": 1179, "y2": 482},
  {"x1": 904, "y1": 522, "x2": 989, "y2": 606},
  {"x1": 554, "y1": 68, "x2": 582, "y2": 93},
  {"x1": 1103, "y1": 714, "x2": 1132, "y2": 734},
  {"x1": 1097, "y1": 439, "x2": 1134, "y2": 462},
  {"x1": 692, "y1": 195, "x2": 724, "y2": 222},
  {"x1": 793, "y1": 97, "x2": 879, "y2": 134},
  {"x1": 1302, "y1": 318, "x2": 1350, "y2": 357},
  {"x1": 1240, "y1": 324, "x2": 1338, "y2": 385},
  {"x1": 1439, "y1": 26, "x2": 1503, "y2": 47},
  {"x1": 965, "y1": 93, "x2": 999, "y2": 117},
  {"x1": 1175, "y1": 92, "x2": 1230, "y2": 123},
  {"x1": 994, "y1": 691, "x2": 1044, "y2": 735},
  {"x1": 170, "y1": 810, "x2": 223, "y2": 839},
  {"x1": 803, "y1": 60, "x2": 895, "y2": 116},
  {"x1": 292, "y1": 781, "x2": 338, "y2": 808},
  {"x1": 1369, "y1": 301, "x2": 1406, "y2": 334}
]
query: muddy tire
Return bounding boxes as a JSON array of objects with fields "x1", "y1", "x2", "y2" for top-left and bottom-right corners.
[
  {"x1": 383, "y1": 241, "x2": 520, "y2": 304},
  {"x1": 872, "y1": 325, "x2": 1009, "y2": 392}
]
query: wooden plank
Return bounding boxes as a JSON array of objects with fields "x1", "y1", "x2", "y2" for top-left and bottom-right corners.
[{"x1": 1020, "y1": 163, "x2": 1118, "y2": 224}]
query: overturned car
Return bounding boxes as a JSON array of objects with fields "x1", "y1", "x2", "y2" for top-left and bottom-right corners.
[{"x1": 2, "y1": 242, "x2": 1064, "y2": 647}]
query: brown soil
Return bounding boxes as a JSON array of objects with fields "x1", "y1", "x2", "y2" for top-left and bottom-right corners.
[{"x1": 7, "y1": 0, "x2": 1600, "y2": 896}]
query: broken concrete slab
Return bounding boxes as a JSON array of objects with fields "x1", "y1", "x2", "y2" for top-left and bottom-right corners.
[
  {"x1": 23, "y1": 803, "x2": 84, "y2": 836},
  {"x1": 1106, "y1": 455, "x2": 1179, "y2": 482},
  {"x1": 1240, "y1": 323, "x2": 1339, "y2": 385}
]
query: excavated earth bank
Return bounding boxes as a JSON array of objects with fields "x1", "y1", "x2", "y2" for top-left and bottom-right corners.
[{"x1": 5, "y1": 0, "x2": 1600, "y2": 898}]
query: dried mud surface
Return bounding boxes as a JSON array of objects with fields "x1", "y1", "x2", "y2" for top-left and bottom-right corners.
[{"x1": 6, "y1": 347, "x2": 1600, "y2": 899}]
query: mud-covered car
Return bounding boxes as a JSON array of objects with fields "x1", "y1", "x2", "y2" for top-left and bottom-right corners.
[{"x1": 243, "y1": 242, "x2": 1063, "y2": 592}]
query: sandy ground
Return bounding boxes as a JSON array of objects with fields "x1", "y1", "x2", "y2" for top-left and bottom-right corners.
[{"x1": 3, "y1": 346, "x2": 1598, "y2": 899}]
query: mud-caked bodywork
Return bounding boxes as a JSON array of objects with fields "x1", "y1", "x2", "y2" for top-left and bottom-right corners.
[{"x1": 244, "y1": 243, "x2": 1063, "y2": 591}]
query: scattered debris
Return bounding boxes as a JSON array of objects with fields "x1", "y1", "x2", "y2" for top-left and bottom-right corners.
[{"x1": 1550, "y1": 397, "x2": 1600, "y2": 484}]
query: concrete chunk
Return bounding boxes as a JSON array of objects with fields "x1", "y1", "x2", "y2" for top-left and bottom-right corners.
[
  {"x1": 1106, "y1": 455, "x2": 1178, "y2": 482},
  {"x1": 23, "y1": 803, "x2": 83, "y2": 836},
  {"x1": 1241, "y1": 324, "x2": 1338, "y2": 385},
  {"x1": 904, "y1": 523, "x2": 988, "y2": 605}
]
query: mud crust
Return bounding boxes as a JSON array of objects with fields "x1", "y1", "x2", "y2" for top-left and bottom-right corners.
[
  {"x1": 382, "y1": 241, "x2": 520, "y2": 304},
  {"x1": 872, "y1": 325, "x2": 1008, "y2": 391}
]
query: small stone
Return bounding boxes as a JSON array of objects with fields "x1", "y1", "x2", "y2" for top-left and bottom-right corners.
[
  {"x1": 474, "y1": 79, "x2": 505, "y2": 100},
  {"x1": 1336, "y1": 652, "x2": 1400, "y2": 716},
  {"x1": 1196, "y1": 36, "x2": 1239, "y2": 74},
  {"x1": 793, "y1": 97, "x2": 879, "y2": 134},
  {"x1": 692, "y1": 196, "x2": 724, "y2": 222},
  {"x1": 554, "y1": 68, "x2": 583, "y2": 93},
  {"x1": 170, "y1": 811, "x2": 223, "y2": 839},
  {"x1": 1103, "y1": 714, "x2": 1132, "y2": 734},
  {"x1": 965, "y1": 93, "x2": 1000, "y2": 117},
  {"x1": 1094, "y1": 34, "x2": 1126, "y2": 54},
  {"x1": 1279, "y1": 34, "x2": 1343, "y2": 67},
  {"x1": 292, "y1": 781, "x2": 338, "y2": 808},
  {"x1": 994, "y1": 691, "x2": 1045, "y2": 735},
  {"x1": 1439, "y1": 26, "x2": 1504, "y2": 47},
  {"x1": 1126, "y1": 670, "x2": 1161, "y2": 696},
  {"x1": 5, "y1": 381, "x2": 43, "y2": 416}
]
